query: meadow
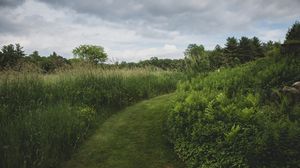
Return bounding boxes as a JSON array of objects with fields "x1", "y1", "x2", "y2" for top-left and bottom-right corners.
[
  {"x1": 0, "y1": 67, "x2": 183, "y2": 168},
  {"x1": 1, "y1": 21, "x2": 299, "y2": 168}
]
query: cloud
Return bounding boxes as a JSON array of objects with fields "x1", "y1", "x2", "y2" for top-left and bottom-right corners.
[
  {"x1": 0, "y1": 0, "x2": 25, "y2": 7},
  {"x1": 0, "y1": 0, "x2": 299, "y2": 62},
  {"x1": 37, "y1": 0, "x2": 300, "y2": 34}
]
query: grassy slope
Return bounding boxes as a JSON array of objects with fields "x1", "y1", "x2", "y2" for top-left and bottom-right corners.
[{"x1": 63, "y1": 94, "x2": 185, "y2": 168}]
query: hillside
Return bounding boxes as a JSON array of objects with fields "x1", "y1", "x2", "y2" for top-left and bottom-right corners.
[{"x1": 167, "y1": 55, "x2": 300, "y2": 167}]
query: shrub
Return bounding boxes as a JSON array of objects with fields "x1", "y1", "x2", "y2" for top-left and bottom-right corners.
[{"x1": 167, "y1": 55, "x2": 300, "y2": 167}]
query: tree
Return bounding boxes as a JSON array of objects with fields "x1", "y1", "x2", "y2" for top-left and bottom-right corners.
[
  {"x1": 29, "y1": 51, "x2": 40, "y2": 59},
  {"x1": 0, "y1": 43, "x2": 25, "y2": 70},
  {"x1": 72, "y1": 45, "x2": 108, "y2": 64},
  {"x1": 285, "y1": 21, "x2": 300, "y2": 43},
  {"x1": 209, "y1": 45, "x2": 225, "y2": 69},
  {"x1": 48, "y1": 52, "x2": 70, "y2": 70},
  {"x1": 149, "y1": 57, "x2": 159, "y2": 67},
  {"x1": 28, "y1": 50, "x2": 41, "y2": 63},
  {"x1": 26, "y1": 51, "x2": 70, "y2": 73},
  {"x1": 282, "y1": 21, "x2": 300, "y2": 55},
  {"x1": 262, "y1": 41, "x2": 281, "y2": 57},
  {"x1": 224, "y1": 37, "x2": 239, "y2": 66},
  {"x1": 184, "y1": 44, "x2": 209, "y2": 73},
  {"x1": 251, "y1": 36, "x2": 264, "y2": 58},
  {"x1": 238, "y1": 37, "x2": 254, "y2": 63}
]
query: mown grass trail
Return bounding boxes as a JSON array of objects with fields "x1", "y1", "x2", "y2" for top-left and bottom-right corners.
[{"x1": 63, "y1": 94, "x2": 185, "y2": 168}]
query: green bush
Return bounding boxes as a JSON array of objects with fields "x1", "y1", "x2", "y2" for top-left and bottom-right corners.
[
  {"x1": 167, "y1": 56, "x2": 300, "y2": 167},
  {"x1": 0, "y1": 68, "x2": 183, "y2": 168}
]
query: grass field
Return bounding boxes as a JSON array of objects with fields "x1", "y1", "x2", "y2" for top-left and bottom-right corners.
[
  {"x1": 0, "y1": 68, "x2": 183, "y2": 168},
  {"x1": 63, "y1": 94, "x2": 185, "y2": 168}
]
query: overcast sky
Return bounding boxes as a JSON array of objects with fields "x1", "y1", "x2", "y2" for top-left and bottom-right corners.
[{"x1": 0, "y1": 0, "x2": 299, "y2": 62}]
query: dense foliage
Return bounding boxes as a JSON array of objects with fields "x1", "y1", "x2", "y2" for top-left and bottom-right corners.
[
  {"x1": 183, "y1": 36, "x2": 279, "y2": 74},
  {"x1": 184, "y1": 44, "x2": 209, "y2": 73},
  {"x1": 116, "y1": 57, "x2": 185, "y2": 71},
  {"x1": 0, "y1": 44, "x2": 185, "y2": 73},
  {"x1": 72, "y1": 44, "x2": 108, "y2": 64},
  {"x1": 26, "y1": 51, "x2": 71, "y2": 73},
  {"x1": 0, "y1": 37, "x2": 280, "y2": 74},
  {"x1": 285, "y1": 21, "x2": 300, "y2": 43},
  {"x1": 282, "y1": 21, "x2": 300, "y2": 55},
  {"x1": 0, "y1": 46, "x2": 71, "y2": 73},
  {"x1": 167, "y1": 55, "x2": 300, "y2": 167},
  {"x1": 0, "y1": 44, "x2": 25, "y2": 70},
  {"x1": 0, "y1": 68, "x2": 183, "y2": 168}
]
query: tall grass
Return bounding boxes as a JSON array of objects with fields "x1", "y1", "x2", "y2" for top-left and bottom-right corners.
[{"x1": 0, "y1": 68, "x2": 183, "y2": 168}]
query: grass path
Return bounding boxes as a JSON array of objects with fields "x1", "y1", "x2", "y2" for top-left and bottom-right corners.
[{"x1": 63, "y1": 94, "x2": 185, "y2": 168}]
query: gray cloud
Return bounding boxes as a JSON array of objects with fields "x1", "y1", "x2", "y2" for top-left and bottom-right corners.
[
  {"x1": 38, "y1": 0, "x2": 300, "y2": 34},
  {"x1": 0, "y1": 0, "x2": 299, "y2": 62},
  {"x1": 0, "y1": 0, "x2": 24, "y2": 7},
  {"x1": 0, "y1": 17, "x2": 23, "y2": 34}
]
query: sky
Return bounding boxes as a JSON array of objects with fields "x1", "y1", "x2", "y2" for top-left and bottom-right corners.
[{"x1": 0, "y1": 0, "x2": 299, "y2": 62}]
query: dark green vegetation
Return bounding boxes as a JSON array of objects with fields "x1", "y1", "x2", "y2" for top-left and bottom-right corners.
[
  {"x1": 72, "y1": 45, "x2": 108, "y2": 65},
  {"x1": 167, "y1": 21, "x2": 300, "y2": 168},
  {"x1": 282, "y1": 21, "x2": 300, "y2": 55},
  {"x1": 63, "y1": 94, "x2": 184, "y2": 168},
  {"x1": 117, "y1": 36, "x2": 279, "y2": 73},
  {"x1": 116, "y1": 57, "x2": 185, "y2": 71},
  {"x1": 167, "y1": 55, "x2": 300, "y2": 167},
  {"x1": 0, "y1": 44, "x2": 186, "y2": 73},
  {"x1": 285, "y1": 21, "x2": 300, "y2": 43},
  {"x1": 0, "y1": 69, "x2": 183, "y2": 168},
  {"x1": 184, "y1": 36, "x2": 279, "y2": 74},
  {"x1": 0, "y1": 47, "x2": 71, "y2": 73},
  {"x1": 0, "y1": 44, "x2": 26, "y2": 71}
]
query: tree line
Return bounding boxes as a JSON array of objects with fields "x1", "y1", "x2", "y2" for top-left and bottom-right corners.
[
  {"x1": 0, "y1": 38, "x2": 288, "y2": 73},
  {"x1": 184, "y1": 37, "x2": 281, "y2": 74},
  {"x1": 1, "y1": 21, "x2": 299, "y2": 73}
]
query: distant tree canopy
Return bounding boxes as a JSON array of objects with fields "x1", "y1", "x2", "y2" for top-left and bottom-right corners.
[
  {"x1": 237, "y1": 36, "x2": 264, "y2": 63},
  {"x1": 0, "y1": 44, "x2": 25, "y2": 70},
  {"x1": 139, "y1": 57, "x2": 185, "y2": 70},
  {"x1": 115, "y1": 57, "x2": 185, "y2": 71},
  {"x1": 0, "y1": 44, "x2": 71, "y2": 72},
  {"x1": 282, "y1": 21, "x2": 300, "y2": 55},
  {"x1": 0, "y1": 43, "x2": 184, "y2": 72},
  {"x1": 285, "y1": 21, "x2": 300, "y2": 43},
  {"x1": 72, "y1": 45, "x2": 108, "y2": 64},
  {"x1": 27, "y1": 51, "x2": 70, "y2": 73},
  {"x1": 224, "y1": 37, "x2": 239, "y2": 66},
  {"x1": 262, "y1": 40, "x2": 281, "y2": 57},
  {"x1": 0, "y1": 39, "x2": 280, "y2": 73},
  {"x1": 209, "y1": 45, "x2": 225, "y2": 69},
  {"x1": 1, "y1": 21, "x2": 298, "y2": 73},
  {"x1": 184, "y1": 36, "x2": 276, "y2": 73},
  {"x1": 184, "y1": 44, "x2": 210, "y2": 73}
]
